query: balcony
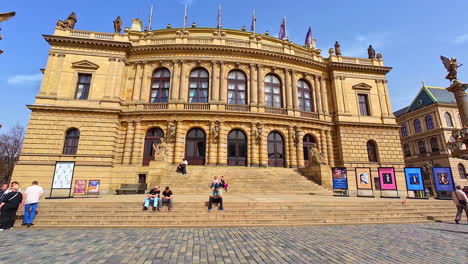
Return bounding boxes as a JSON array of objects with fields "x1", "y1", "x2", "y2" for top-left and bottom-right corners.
[
  {"x1": 265, "y1": 107, "x2": 288, "y2": 116},
  {"x1": 184, "y1": 103, "x2": 210, "y2": 110},
  {"x1": 300, "y1": 111, "x2": 319, "y2": 119},
  {"x1": 225, "y1": 105, "x2": 250, "y2": 112},
  {"x1": 143, "y1": 103, "x2": 168, "y2": 110}
]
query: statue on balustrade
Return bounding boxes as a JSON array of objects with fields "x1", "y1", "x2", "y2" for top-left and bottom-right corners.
[
  {"x1": 367, "y1": 45, "x2": 375, "y2": 59},
  {"x1": 152, "y1": 138, "x2": 168, "y2": 162},
  {"x1": 441, "y1": 56, "x2": 463, "y2": 82},
  {"x1": 113, "y1": 16, "x2": 122, "y2": 34},
  {"x1": 334, "y1": 41, "x2": 341, "y2": 56},
  {"x1": 57, "y1": 12, "x2": 77, "y2": 29},
  {"x1": 308, "y1": 143, "x2": 327, "y2": 166}
]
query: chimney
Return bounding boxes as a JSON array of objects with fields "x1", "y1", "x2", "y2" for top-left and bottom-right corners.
[{"x1": 131, "y1": 18, "x2": 143, "y2": 31}]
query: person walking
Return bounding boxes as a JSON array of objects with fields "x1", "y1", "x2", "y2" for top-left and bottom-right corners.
[
  {"x1": 452, "y1": 185, "x2": 468, "y2": 224},
  {"x1": 22, "y1": 181, "x2": 44, "y2": 228},
  {"x1": 0, "y1": 185, "x2": 23, "y2": 230}
]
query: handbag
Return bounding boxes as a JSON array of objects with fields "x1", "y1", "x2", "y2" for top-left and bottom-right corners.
[{"x1": 456, "y1": 192, "x2": 467, "y2": 206}]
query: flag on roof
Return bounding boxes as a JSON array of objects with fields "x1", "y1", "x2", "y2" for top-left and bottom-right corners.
[
  {"x1": 278, "y1": 17, "x2": 286, "y2": 39},
  {"x1": 251, "y1": 9, "x2": 256, "y2": 32},
  {"x1": 305, "y1": 26, "x2": 312, "y2": 46},
  {"x1": 217, "y1": 5, "x2": 222, "y2": 28}
]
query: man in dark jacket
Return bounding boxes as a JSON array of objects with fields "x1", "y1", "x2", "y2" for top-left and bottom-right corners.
[{"x1": 0, "y1": 185, "x2": 23, "y2": 230}]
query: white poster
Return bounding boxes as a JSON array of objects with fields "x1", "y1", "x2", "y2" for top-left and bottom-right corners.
[{"x1": 52, "y1": 161, "x2": 75, "y2": 189}]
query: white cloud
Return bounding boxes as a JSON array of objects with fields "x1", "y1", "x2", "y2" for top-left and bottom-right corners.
[
  {"x1": 453, "y1": 33, "x2": 468, "y2": 45},
  {"x1": 7, "y1": 73, "x2": 43, "y2": 85},
  {"x1": 345, "y1": 32, "x2": 391, "y2": 57}
]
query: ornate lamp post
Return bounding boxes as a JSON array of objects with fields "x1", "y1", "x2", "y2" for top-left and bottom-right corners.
[{"x1": 0, "y1": 11, "x2": 15, "y2": 55}]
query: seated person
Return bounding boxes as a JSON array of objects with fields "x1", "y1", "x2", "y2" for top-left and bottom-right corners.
[
  {"x1": 210, "y1": 176, "x2": 220, "y2": 188},
  {"x1": 219, "y1": 176, "x2": 228, "y2": 192},
  {"x1": 142, "y1": 186, "x2": 161, "y2": 211},
  {"x1": 208, "y1": 185, "x2": 223, "y2": 211},
  {"x1": 160, "y1": 186, "x2": 173, "y2": 211}
]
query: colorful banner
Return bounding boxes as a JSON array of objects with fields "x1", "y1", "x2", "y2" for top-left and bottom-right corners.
[
  {"x1": 432, "y1": 167, "x2": 455, "y2": 192},
  {"x1": 378, "y1": 167, "x2": 397, "y2": 190},
  {"x1": 356, "y1": 168, "x2": 372, "y2": 190},
  {"x1": 404, "y1": 168, "x2": 424, "y2": 191},
  {"x1": 332, "y1": 167, "x2": 348, "y2": 190},
  {"x1": 73, "y1": 180, "x2": 87, "y2": 195},
  {"x1": 87, "y1": 180, "x2": 100, "y2": 194}
]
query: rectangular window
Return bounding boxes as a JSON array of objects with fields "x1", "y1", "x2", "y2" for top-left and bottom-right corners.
[
  {"x1": 358, "y1": 94, "x2": 370, "y2": 116},
  {"x1": 75, "y1": 73, "x2": 92, "y2": 100}
]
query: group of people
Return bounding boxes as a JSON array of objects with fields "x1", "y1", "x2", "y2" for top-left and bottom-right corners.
[{"x1": 0, "y1": 181, "x2": 43, "y2": 230}]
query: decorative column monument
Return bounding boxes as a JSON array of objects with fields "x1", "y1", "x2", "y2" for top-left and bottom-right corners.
[{"x1": 0, "y1": 11, "x2": 15, "y2": 55}]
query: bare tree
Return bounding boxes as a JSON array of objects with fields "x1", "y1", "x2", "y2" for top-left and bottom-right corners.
[{"x1": 0, "y1": 124, "x2": 25, "y2": 183}]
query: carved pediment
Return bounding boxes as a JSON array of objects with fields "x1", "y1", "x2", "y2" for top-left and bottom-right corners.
[
  {"x1": 352, "y1": 83, "x2": 372, "y2": 90},
  {"x1": 71, "y1": 60, "x2": 100, "y2": 70}
]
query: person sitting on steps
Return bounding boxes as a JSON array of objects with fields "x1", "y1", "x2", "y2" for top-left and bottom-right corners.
[
  {"x1": 161, "y1": 186, "x2": 173, "y2": 211},
  {"x1": 142, "y1": 186, "x2": 161, "y2": 211},
  {"x1": 177, "y1": 159, "x2": 188, "y2": 175},
  {"x1": 208, "y1": 185, "x2": 224, "y2": 211},
  {"x1": 219, "y1": 176, "x2": 229, "y2": 192},
  {"x1": 210, "y1": 176, "x2": 219, "y2": 188}
]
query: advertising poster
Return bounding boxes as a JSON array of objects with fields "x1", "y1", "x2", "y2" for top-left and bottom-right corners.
[
  {"x1": 404, "y1": 168, "x2": 424, "y2": 191},
  {"x1": 52, "y1": 161, "x2": 75, "y2": 189},
  {"x1": 432, "y1": 167, "x2": 455, "y2": 192},
  {"x1": 356, "y1": 168, "x2": 372, "y2": 190},
  {"x1": 73, "y1": 180, "x2": 87, "y2": 195},
  {"x1": 378, "y1": 167, "x2": 397, "y2": 190},
  {"x1": 332, "y1": 167, "x2": 348, "y2": 190},
  {"x1": 87, "y1": 180, "x2": 100, "y2": 194}
]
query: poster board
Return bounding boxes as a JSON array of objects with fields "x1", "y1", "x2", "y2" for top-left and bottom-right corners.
[
  {"x1": 50, "y1": 161, "x2": 75, "y2": 198},
  {"x1": 332, "y1": 167, "x2": 348, "y2": 196},
  {"x1": 355, "y1": 167, "x2": 374, "y2": 197},
  {"x1": 404, "y1": 168, "x2": 424, "y2": 191},
  {"x1": 73, "y1": 180, "x2": 87, "y2": 195},
  {"x1": 432, "y1": 167, "x2": 455, "y2": 193},
  {"x1": 87, "y1": 180, "x2": 101, "y2": 195},
  {"x1": 378, "y1": 167, "x2": 399, "y2": 198}
]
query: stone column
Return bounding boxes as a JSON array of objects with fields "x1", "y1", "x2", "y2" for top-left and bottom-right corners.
[
  {"x1": 257, "y1": 65, "x2": 265, "y2": 105},
  {"x1": 211, "y1": 61, "x2": 219, "y2": 102},
  {"x1": 296, "y1": 132, "x2": 304, "y2": 168},
  {"x1": 251, "y1": 123, "x2": 259, "y2": 166},
  {"x1": 291, "y1": 71, "x2": 298, "y2": 110},
  {"x1": 259, "y1": 127, "x2": 267, "y2": 167},
  {"x1": 173, "y1": 121, "x2": 184, "y2": 164},
  {"x1": 208, "y1": 121, "x2": 218, "y2": 165},
  {"x1": 178, "y1": 60, "x2": 187, "y2": 101},
  {"x1": 131, "y1": 121, "x2": 142, "y2": 165},
  {"x1": 326, "y1": 130, "x2": 334, "y2": 166},
  {"x1": 288, "y1": 126, "x2": 296, "y2": 167},
  {"x1": 132, "y1": 63, "x2": 142, "y2": 101},
  {"x1": 217, "y1": 122, "x2": 227, "y2": 165},
  {"x1": 140, "y1": 62, "x2": 150, "y2": 102},
  {"x1": 123, "y1": 121, "x2": 135, "y2": 165},
  {"x1": 320, "y1": 77, "x2": 329, "y2": 114},
  {"x1": 170, "y1": 60, "x2": 180, "y2": 101},
  {"x1": 314, "y1": 75, "x2": 322, "y2": 113},
  {"x1": 219, "y1": 62, "x2": 227, "y2": 103},
  {"x1": 285, "y1": 69, "x2": 292, "y2": 109},
  {"x1": 250, "y1": 64, "x2": 257, "y2": 105},
  {"x1": 320, "y1": 130, "x2": 328, "y2": 164}
]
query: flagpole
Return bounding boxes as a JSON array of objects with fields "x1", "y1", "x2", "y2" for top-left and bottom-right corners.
[
  {"x1": 253, "y1": 9, "x2": 256, "y2": 36},
  {"x1": 148, "y1": 4, "x2": 154, "y2": 31},
  {"x1": 284, "y1": 16, "x2": 287, "y2": 39},
  {"x1": 218, "y1": 4, "x2": 222, "y2": 35},
  {"x1": 184, "y1": 3, "x2": 187, "y2": 30}
]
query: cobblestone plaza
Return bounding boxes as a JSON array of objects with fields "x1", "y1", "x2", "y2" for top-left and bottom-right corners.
[{"x1": 1, "y1": 223, "x2": 466, "y2": 263}]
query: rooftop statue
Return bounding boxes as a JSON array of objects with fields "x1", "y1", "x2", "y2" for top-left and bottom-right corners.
[
  {"x1": 367, "y1": 45, "x2": 375, "y2": 59},
  {"x1": 334, "y1": 41, "x2": 341, "y2": 56},
  {"x1": 57, "y1": 12, "x2": 77, "y2": 29},
  {"x1": 113, "y1": 16, "x2": 122, "y2": 33},
  {"x1": 441, "y1": 56, "x2": 463, "y2": 82}
]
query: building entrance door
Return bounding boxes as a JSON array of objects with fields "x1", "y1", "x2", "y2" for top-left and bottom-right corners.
[
  {"x1": 143, "y1": 128, "x2": 164, "y2": 166},
  {"x1": 227, "y1": 129, "x2": 247, "y2": 166},
  {"x1": 303, "y1": 134, "x2": 316, "y2": 167},
  {"x1": 185, "y1": 128, "x2": 206, "y2": 165},
  {"x1": 268, "y1": 131, "x2": 285, "y2": 167}
]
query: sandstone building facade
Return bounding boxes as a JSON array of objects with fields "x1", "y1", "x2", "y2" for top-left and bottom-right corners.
[{"x1": 12, "y1": 18, "x2": 405, "y2": 193}]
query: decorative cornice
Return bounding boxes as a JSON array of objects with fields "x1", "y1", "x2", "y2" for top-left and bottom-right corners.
[
  {"x1": 330, "y1": 62, "x2": 392, "y2": 73},
  {"x1": 43, "y1": 35, "x2": 132, "y2": 49}
]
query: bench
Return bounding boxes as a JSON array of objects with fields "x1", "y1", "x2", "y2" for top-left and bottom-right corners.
[{"x1": 116, "y1": 183, "x2": 147, "y2": 195}]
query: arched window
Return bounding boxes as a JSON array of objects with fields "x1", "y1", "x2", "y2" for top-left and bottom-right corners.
[
  {"x1": 430, "y1": 137, "x2": 439, "y2": 152},
  {"x1": 188, "y1": 68, "x2": 209, "y2": 103},
  {"x1": 403, "y1": 144, "x2": 411, "y2": 157},
  {"x1": 414, "y1": 119, "x2": 422, "y2": 133},
  {"x1": 367, "y1": 140, "x2": 378, "y2": 162},
  {"x1": 297, "y1": 79, "x2": 313, "y2": 112},
  {"x1": 264, "y1": 74, "x2": 282, "y2": 108},
  {"x1": 401, "y1": 124, "x2": 408, "y2": 137},
  {"x1": 425, "y1": 115, "x2": 434, "y2": 130},
  {"x1": 227, "y1": 70, "x2": 247, "y2": 105},
  {"x1": 418, "y1": 140, "x2": 427, "y2": 154},
  {"x1": 150, "y1": 68, "x2": 170, "y2": 103},
  {"x1": 63, "y1": 129, "x2": 80, "y2": 155},
  {"x1": 459, "y1": 163, "x2": 467, "y2": 179},
  {"x1": 445, "y1": 112, "x2": 453, "y2": 127}
]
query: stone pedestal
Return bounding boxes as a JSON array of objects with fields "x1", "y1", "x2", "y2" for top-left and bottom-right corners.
[
  {"x1": 301, "y1": 164, "x2": 332, "y2": 190},
  {"x1": 148, "y1": 160, "x2": 173, "y2": 187}
]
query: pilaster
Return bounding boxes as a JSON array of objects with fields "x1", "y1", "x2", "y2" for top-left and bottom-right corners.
[
  {"x1": 285, "y1": 69, "x2": 292, "y2": 109},
  {"x1": 320, "y1": 77, "x2": 329, "y2": 114},
  {"x1": 211, "y1": 61, "x2": 220, "y2": 102},
  {"x1": 178, "y1": 60, "x2": 187, "y2": 102},
  {"x1": 170, "y1": 60, "x2": 180, "y2": 101},
  {"x1": 257, "y1": 65, "x2": 265, "y2": 105},
  {"x1": 132, "y1": 62, "x2": 142, "y2": 101},
  {"x1": 123, "y1": 122, "x2": 134, "y2": 164},
  {"x1": 219, "y1": 62, "x2": 227, "y2": 103},
  {"x1": 208, "y1": 121, "x2": 218, "y2": 165},
  {"x1": 249, "y1": 64, "x2": 257, "y2": 105},
  {"x1": 314, "y1": 75, "x2": 322, "y2": 113},
  {"x1": 291, "y1": 71, "x2": 298, "y2": 110},
  {"x1": 131, "y1": 121, "x2": 142, "y2": 165}
]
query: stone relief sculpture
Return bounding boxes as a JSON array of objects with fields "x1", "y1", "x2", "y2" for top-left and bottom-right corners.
[
  {"x1": 113, "y1": 16, "x2": 122, "y2": 34},
  {"x1": 152, "y1": 138, "x2": 168, "y2": 162},
  {"x1": 441, "y1": 56, "x2": 463, "y2": 82},
  {"x1": 57, "y1": 12, "x2": 77, "y2": 29},
  {"x1": 367, "y1": 45, "x2": 375, "y2": 59},
  {"x1": 334, "y1": 41, "x2": 341, "y2": 56},
  {"x1": 308, "y1": 143, "x2": 327, "y2": 166}
]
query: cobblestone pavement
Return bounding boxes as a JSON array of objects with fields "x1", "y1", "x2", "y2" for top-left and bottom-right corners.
[{"x1": 0, "y1": 223, "x2": 466, "y2": 264}]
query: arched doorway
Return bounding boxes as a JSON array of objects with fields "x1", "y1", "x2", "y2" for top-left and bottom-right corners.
[
  {"x1": 268, "y1": 131, "x2": 285, "y2": 167},
  {"x1": 185, "y1": 128, "x2": 206, "y2": 165},
  {"x1": 303, "y1": 134, "x2": 317, "y2": 167},
  {"x1": 143, "y1": 127, "x2": 164, "y2": 165},
  {"x1": 227, "y1": 129, "x2": 247, "y2": 166}
]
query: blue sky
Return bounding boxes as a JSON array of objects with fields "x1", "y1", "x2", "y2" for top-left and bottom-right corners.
[{"x1": 1, "y1": 0, "x2": 468, "y2": 130}]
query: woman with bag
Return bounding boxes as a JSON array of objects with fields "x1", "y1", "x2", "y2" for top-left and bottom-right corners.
[
  {"x1": 452, "y1": 185, "x2": 468, "y2": 224},
  {"x1": 0, "y1": 185, "x2": 23, "y2": 230}
]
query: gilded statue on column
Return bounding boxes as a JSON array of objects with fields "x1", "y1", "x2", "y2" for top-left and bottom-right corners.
[{"x1": 441, "y1": 56, "x2": 463, "y2": 82}]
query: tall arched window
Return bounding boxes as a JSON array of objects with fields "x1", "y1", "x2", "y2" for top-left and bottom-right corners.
[
  {"x1": 297, "y1": 79, "x2": 313, "y2": 112},
  {"x1": 425, "y1": 115, "x2": 434, "y2": 130},
  {"x1": 227, "y1": 70, "x2": 247, "y2": 105},
  {"x1": 401, "y1": 124, "x2": 408, "y2": 137},
  {"x1": 445, "y1": 112, "x2": 453, "y2": 127},
  {"x1": 367, "y1": 140, "x2": 378, "y2": 162},
  {"x1": 189, "y1": 68, "x2": 209, "y2": 103},
  {"x1": 403, "y1": 144, "x2": 411, "y2": 157},
  {"x1": 150, "y1": 68, "x2": 170, "y2": 103},
  {"x1": 414, "y1": 119, "x2": 422, "y2": 133},
  {"x1": 430, "y1": 137, "x2": 439, "y2": 152},
  {"x1": 264, "y1": 74, "x2": 282, "y2": 108},
  {"x1": 459, "y1": 163, "x2": 467, "y2": 179},
  {"x1": 63, "y1": 129, "x2": 80, "y2": 155},
  {"x1": 418, "y1": 140, "x2": 427, "y2": 154}
]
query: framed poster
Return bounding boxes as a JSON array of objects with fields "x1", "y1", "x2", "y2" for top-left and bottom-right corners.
[
  {"x1": 378, "y1": 167, "x2": 397, "y2": 191},
  {"x1": 52, "y1": 161, "x2": 75, "y2": 189},
  {"x1": 332, "y1": 167, "x2": 348, "y2": 190},
  {"x1": 404, "y1": 167, "x2": 424, "y2": 191},
  {"x1": 356, "y1": 168, "x2": 372, "y2": 190},
  {"x1": 432, "y1": 167, "x2": 455, "y2": 192},
  {"x1": 87, "y1": 180, "x2": 101, "y2": 195},
  {"x1": 73, "y1": 180, "x2": 87, "y2": 195}
]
